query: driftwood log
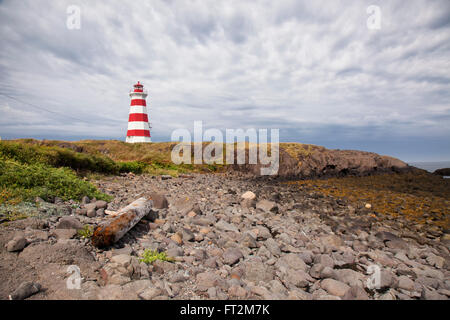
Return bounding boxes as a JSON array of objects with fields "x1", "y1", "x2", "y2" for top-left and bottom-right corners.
[{"x1": 91, "y1": 197, "x2": 153, "y2": 248}]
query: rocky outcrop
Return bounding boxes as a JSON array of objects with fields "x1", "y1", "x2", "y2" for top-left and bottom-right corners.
[
  {"x1": 434, "y1": 168, "x2": 450, "y2": 176},
  {"x1": 229, "y1": 144, "x2": 410, "y2": 178}
]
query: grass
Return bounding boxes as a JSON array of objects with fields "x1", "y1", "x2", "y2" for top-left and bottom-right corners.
[
  {"x1": 139, "y1": 249, "x2": 175, "y2": 264},
  {"x1": 291, "y1": 171, "x2": 450, "y2": 228}
]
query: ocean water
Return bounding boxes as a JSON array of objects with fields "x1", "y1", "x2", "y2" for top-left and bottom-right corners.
[{"x1": 408, "y1": 161, "x2": 450, "y2": 178}]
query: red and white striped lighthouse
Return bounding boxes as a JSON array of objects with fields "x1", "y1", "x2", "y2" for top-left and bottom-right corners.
[{"x1": 126, "y1": 81, "x2": 151, "y2": 143}]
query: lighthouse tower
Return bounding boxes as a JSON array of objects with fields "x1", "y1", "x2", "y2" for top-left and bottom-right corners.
[{"x1": 126, "y1": 81, "x2": 151, "y2": 143}]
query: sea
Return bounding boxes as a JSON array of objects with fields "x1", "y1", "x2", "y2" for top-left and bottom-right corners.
[{"x1": 408, "y1": 161, "x2": 450, "y2": 178}]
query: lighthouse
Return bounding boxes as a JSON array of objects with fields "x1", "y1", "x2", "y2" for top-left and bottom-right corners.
[{"x1": 126, "y1": 81, "x2": 151, "y2": 143}]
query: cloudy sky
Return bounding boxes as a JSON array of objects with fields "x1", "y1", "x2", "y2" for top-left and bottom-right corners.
[{"x1": 0, "y1": 0, "x2": 449, "y2": 162}]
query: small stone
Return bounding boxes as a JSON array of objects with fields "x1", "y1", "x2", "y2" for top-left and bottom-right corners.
[
  {"x1": 111, "y1": 254, "x2": 132, "y2": 268},
  {"x1": 149, "y1": 193, "x2": 169, "y2": 209},
  {"x1": 53, "y1": 229, "x2": 77, "y2": 240},
  {"x1": 138, "y1": 287, "x2": 163, "y2": 300},
  {"x1": 216, "y1": 219, "x2": 239, "y2": 233},
  {"x1": 365, "y1": 203, "x2": 372, "y2": 209},
  {"x1": 256, "y1": 200, "x2": 278, "y2": 213},
  {"x1": 321, "y1": 279, "x2": 351, "y2": 297},
  {"x1": 95, "y1": 200, "x2": 108, "y2": 209},
  {"x1": 343, "y1": 286, "x2": 370, "y2": 300},
  {"x1": 284, "y1": 269, "x2": 313, "y2": 288},
  {"x1": 398, "y1": 275, "x2": 415, "y2": 291},
  {"x1": 241, "y1": 232, "x2": 257, "y2": 248},
  {"x1": 265, "y1": 238, "x2": 281, "y2": 256},
  {"x1": 96, "y1": 208, "x2": 105, "y2": 217},
  {"x1": 196, "y1": 272, "x2": 225, "y2": 291},
  {"x1": 222, "y1": 248, "x2": 244, "y2": 265},
  {"x1": 426, "y1": 253, "x2": 445, "y2": 269},
  {"x1": 81, "y1": 196, "x2": 90, "y2": 205},
  {"x1": 277, "y1": 253, "x2": 307, "y2": 271},
  {"x1": 9, "y1": 281, "x2": 41, "y2": 300},
  {"x1": 170, "y1": 233, "x2": 183, "y2": 245},
  {"x1": 75, "y1": 208, "x2": 87, "y2": 216},
  {"x1": 56, "y1": 216, "x2": 83, "y2": 230},
  {"x1": 181, "y1": 228, "x2": 195, "y2": 242},
  {"x1": 6, "y1": 236, "x2": 27, "y2": 252}
]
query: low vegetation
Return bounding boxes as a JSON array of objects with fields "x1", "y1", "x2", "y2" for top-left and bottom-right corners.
[
  {"x1": 139, "y1": 249, "x2": 175, "y2": 264},
  {"x1": 77, "y1": 225, "x2": 94, "y2": 239},
  {"x1": 292, "y1": 171, "x2": 450, "y2": 228}
]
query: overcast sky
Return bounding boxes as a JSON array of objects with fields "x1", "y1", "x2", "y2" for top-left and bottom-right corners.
[{"x1": 0, "y1": 0, "x2": 449, "y2": 162}]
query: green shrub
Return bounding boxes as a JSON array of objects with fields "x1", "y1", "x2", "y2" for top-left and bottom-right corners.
[
  {"x1": 78, "y1": 225, "x2": 94, "y2": 238},
  {"x1": 139, "y1": 249, "x2": 175, "y2": 264},
  {"x1": 117, "y1": 161, "x2": 147, "y2": 174},
  {"x1": 0, "y1": 157, "x2": 112, "y2": 202}
]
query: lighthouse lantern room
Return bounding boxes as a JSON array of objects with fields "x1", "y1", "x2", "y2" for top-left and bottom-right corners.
[{"x1": 126, "y1": 81, "x2": 151, "y2": 143}]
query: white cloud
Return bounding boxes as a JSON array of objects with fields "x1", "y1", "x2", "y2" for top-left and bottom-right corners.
[{"x1": 0, "y1": 0, "x2": 449, "y2": 159}]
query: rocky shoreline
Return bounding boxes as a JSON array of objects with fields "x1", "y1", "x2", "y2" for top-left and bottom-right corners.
[{"x1": 0, "y1": 172, "x2": 449, "y2": 300}]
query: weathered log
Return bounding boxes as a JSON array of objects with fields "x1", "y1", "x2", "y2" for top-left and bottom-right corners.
[{"x1": 91, "y1": 197, "x2": 153, "y2": 248}]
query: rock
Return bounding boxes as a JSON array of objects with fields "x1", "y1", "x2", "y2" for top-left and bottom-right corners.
[
  {"x1": 241, "y1": 191, "x2": 256, "y2": 200},
  {"x1": 284, "y1": 269, "x2": 313, "y2": 288},
  {"x1": 9, "y1": 281, "x2": 41, "y2": 300},
  {"x1": 276, "y1": 253, "x2": 307, "y2": 271},
  {"x1": 241, "y1": 232, "x2": 257, "y2": 248},
  {"x1": 216, "y1": 219, "x2": 239, "y2": 233},
  {"x1": 196, "y1": 272, "x2": 225, "y2": 291},
  {"x1": 150, "y1": 193, "x2": 169, "y2": 209},
  {"x1": 244, "y1": 257, "x2": 273, "y2": 283},
  {"x1": 426, "y1": 253, "x2": 445, "y2": 269},
  {"x1": 6, "y1": 236, "x2": 27, "y2": 252},
  {"x1": 139, "y1": 287, "x2": 163, "y2": 300},
  {"x1": 96, "y1": 208, "x2": 105, "y2": 217},
  {"x1": 378, "y1": 289, "x2": 397, "y2": 300},
  {"x1": 56, "y1": 216, "x2": 83, "y2": 230},
  {"x1": 379, "y1": 270, "x2": 398, "y2": 289},
  {"x1": 171, "y1": 233, "x2": 183, "y2": 245},
  {"x1": 398, "y1": 276, "x2": 415, "y2": 291},
  {"x1": 146, "y1": 209, "x2": 159, "y2": 222},
  {"x1": 75, "y1": 208, "x2": 87, "y2": 216},
  {"x1": 84, "y1": 203, "x2": 97, "y2": 216},
  {"x1": 319, "y1": 234, "x2": 344, "y2": 249},
  {"x1": 222, "y1": 248, "x2": 243, "y2": 265},
  {"x1": 161, "y1": 175, "x2": 172, "y2": 180},
  {"x1": 314, "y1": 254, "x2": 334, "y2": 269},
  {"x1": 421, "y1": 287, "x2": 447, "y2": 300},
  {"x1": 241, "y1": 191, "x2": 257, "y2": 208},
  {"x1": 228, "y1": 285, "x2": 248, "y2": 298},
  {"x1": 53, "y1": 229, "x2": 77, "y2": 240},
  {"x1": 95, "y1": 200, "x2": 108, "y2": 209},
  {"x1": 81, "y1": 196, "x2": 90, "y2": 205},
  {"x1": 321, "y1": 279, "x2": 351, "y2": 297},
  {"x1": 334, "y1": 269, "x2": 365, "y2": 288},
  {"x1": 167, "y1": 247, "x2": 183, "y2": 257},
  {"x1": 181, "y1": 228, "x2": 195, "y2": 242},
  {"x1": 265, "y1": 238, "x2": 281, "y2": 256},
  {"x1": 343, "y1": 285, "x2": 370, "y2": 300},
  {"x1": 111, "y1": 254, "x2": 132, "y2": 268},
  {"x1": 256, "y1": 200, "x2": 278, "y2": 213}
]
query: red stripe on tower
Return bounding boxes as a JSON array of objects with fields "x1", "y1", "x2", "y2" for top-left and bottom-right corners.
[
  {"x1": 128, "y1": 113, "x2": 148, "y2": 122},
  {"x1": 130, "y1": 99, "x2": 146, "y2": 106},
  {"x1": 126, "y1": 129, "x2": 151, "y2": 137}
]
